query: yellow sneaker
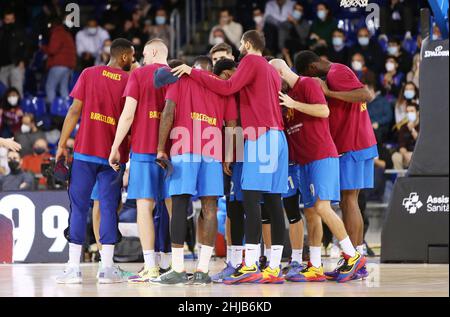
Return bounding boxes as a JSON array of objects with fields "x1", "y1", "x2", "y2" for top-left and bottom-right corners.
[
  {"x1": 128, "y1": 266, "x2": 159, "y2": 283},
  {"x1": 336, "y1": 252, "x2": 367, "y2": 283},
  {"x1": 288, "y1": 262, "x2": 326, "y2": 282},
  {"x1": 257, "y1": 265, "x2": 285, "y2": 284}
]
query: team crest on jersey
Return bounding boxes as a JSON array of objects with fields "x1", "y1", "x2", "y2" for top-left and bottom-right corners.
[
  {"x1": 360, "y1": 103, "x2": 367, "y2": 112},
  {"x1": 285, "y1": 108, "x2": 295, "y2": 121}
]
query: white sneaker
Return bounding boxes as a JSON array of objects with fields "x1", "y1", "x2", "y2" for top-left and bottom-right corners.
[
  {"x1": 330, "y1": 244, "x2": 341, "y2": 259},
  {"x1": 98, "y1": 266, "x2": 127, "y2": 284},
  {"x1": 56, "y1": 266, "x2": 82, "y2": 284}
]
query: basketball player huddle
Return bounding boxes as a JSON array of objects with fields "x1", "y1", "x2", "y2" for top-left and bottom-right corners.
[{"x1": 55, "y1": 30, "x2": 377, "y2": 286}]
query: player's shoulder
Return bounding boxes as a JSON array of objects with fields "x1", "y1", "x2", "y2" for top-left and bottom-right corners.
[{"x1": 330, "y1": 63, "x2": 353, "y2": 75}]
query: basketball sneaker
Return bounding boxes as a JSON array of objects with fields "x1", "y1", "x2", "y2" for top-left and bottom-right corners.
[
  {"x1": 287, "y1": 262, "x2": 326, "y2": 282},
  {"x1": 159, "y1": 266, "x2": 171, "y2": 275},
  {"x1": 324, "y1": 256, "x2": 345, "y2": 281},
  {"x1": 128, "y1": 265, "x2": 159, "y2": 283},
  {"x1": 284, "y1": 261, "x2": 305, "y2": 281},
  {"x1": 256, "y1": 265, "x2": 285, "y2": 284},
  {"x1": 335, "y1": 252, "x2": 367, "y2": 283},
  {"x1": 97, "y1": 262, "x2": 133, "y2": 279},
  {"x1": 98, "y1": 266, "x2": 127, "y2": 284},
  {"x1": 281, "y1": 258, "x2": 292, "y2": 275},
  {"x1": 223, "y1": 264, "x2": 262, "y2": 285},
  {"x1": 258, "y1": 255, "x2": 268, "y2": 271},
  {"x1": 352, "y1": 265, "x2": 369, "y2": 280},
  {"x1": 150, "y1": 269, "x2": 189, "y2": 286},
  {"x1": 56, "y1": 266, "x2": 82, "y2": 284},
  {"x1": 191, "y1": 271, "x2": 212, "y2": 286},
  {"x1": 211, "y1": 262, "x2": 236, "y2": 283}
]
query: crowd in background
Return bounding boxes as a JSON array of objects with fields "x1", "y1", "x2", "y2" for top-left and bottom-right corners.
[{"x1": 0, "y1": 0, "x2": 441, "y2": 201}]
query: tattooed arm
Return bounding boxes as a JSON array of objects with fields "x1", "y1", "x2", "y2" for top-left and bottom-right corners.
[{"x1": 157, "y1": 99, "x2": 176, "y2": 159}]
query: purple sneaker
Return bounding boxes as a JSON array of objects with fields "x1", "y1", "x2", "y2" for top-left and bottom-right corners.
[
  {"x1": 211, "y1": 262, "x2": 236, "y2": 283},
  {"x1": 324, "y1": 257, "x2": 345, "y2": 281},
  {"x1": 285, "y1": 261, "x2": 305, "y2": 281},
  {"x1": 351, "y1": 265, "x2": 369, "y2": 280}
]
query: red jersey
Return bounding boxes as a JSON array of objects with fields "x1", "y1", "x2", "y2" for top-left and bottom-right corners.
[
  {"x1": 286, "y1": 77, "x2": 338, "y2": 165},
  {"x1": 189, "y1": 54, "x2": 283, "y2": 140},
  {"x1": 70, "y1": 65, "x2": 129, "y2": 163},
  {"x1": 123, "y1": 64, "x2": 167, "y2": 154},
  {"x1": 326, "y1": 63, "x2": 377, "y2": 154},
  {"x1": 166, "y1": 76, "x2": 238, "y2": 161}
]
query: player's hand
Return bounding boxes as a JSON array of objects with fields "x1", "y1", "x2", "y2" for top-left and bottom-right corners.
[
  {"x1": 109, "y1": 147, "x2": 121, "y2": 172},
  {"x1": 315, "y1": 78, "x2": 330, "y2": 96},
  {"x1": 157, "y1": 150, "x2": 169, "y2": 161},
  {"x1": 1, "y1": 138, "x2": 21, "y2": 152},
  {"x1": 55, "y1": 145, "x2": 65, "y2": 162},
  {"x1": 223, "y1": 162, "x2": 232, "y2": 176},
  {"x1": 279, "y1": 91, "x2": 297, "y2": 109},
  {"x1": 171, "y1": 64, "x2": 192, "y2": 78}
]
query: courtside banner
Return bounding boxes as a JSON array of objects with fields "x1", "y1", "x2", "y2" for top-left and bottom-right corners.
[{"x1": 0, "y1": 191, "x2": 70, "y2": 263}]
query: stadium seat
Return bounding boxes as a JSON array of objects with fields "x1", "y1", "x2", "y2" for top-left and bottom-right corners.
[
  {"x1": 0, "y1": 81, "x2": 6, "y2": 97},
  {"x1": 50, "y1": 97, "x2": 72, "y2": 117}
]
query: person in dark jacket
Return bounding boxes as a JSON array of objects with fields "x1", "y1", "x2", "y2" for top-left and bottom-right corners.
[
  {"x1": 348, "y1": 27, "x2": 384, "y2": 74},
  {"x1": 41, "y1": 16, "x2": 77, "y2": 105},
  {"x1": 366, "y1": 78, "x2": 393, "y2": 144}
]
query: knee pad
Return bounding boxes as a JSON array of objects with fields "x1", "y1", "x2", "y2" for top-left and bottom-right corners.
[
  {"x1": 285, "y1": 207, "x2": 302, "y2": 224},
  {"x1": 261, "y1": 203, "x2": 271, "y2": 224}
]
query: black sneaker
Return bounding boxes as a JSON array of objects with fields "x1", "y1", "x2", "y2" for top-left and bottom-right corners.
[
  {"x1": 190, "y1": 271, "x2": 212, "y2": 285},
  {"x1": 159, "y1": 266, "x2": 171, "y2": 275},
  {"x1": 149, "y1": 269, "x2": 189, "y2": 286},
  {"x1": 258, "y1": 256, "x2": 268, "y2": 271}
]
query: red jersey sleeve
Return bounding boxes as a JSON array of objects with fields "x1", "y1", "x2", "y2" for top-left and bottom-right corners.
[
  {"x1": 302, "y1": 77, "x2": 327, "y2": 105},
  {"x1": 224, "y1": 96, "x2": 238, "y2": 122},
  {"x1": 165, "y1": 81, "x2": 180, "y2": 105},
  {"x1": 328, "y1": 64, "x2": 364, "y2": 91},
  {"x1": 123, "y1": 70, "x2": 140, "y2": 100},
  {"x1": 70, "y1": 69, "x2": 88, "y2": 101}
]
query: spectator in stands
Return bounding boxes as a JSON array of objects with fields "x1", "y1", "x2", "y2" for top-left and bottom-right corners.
[
  {"x1": 351, "y1": 52, "x2": 376, "y2": 85},
  {"x1": 42, "y1": 16, "x2": 76, "y2": 105},
  {"x1": 385, "y1": 38, "x2": 412, "y2": 75},
  {"x1": 95, "y1": 39, "x2": 112, "y2": 66},
  {"x1": 380, "y1": 56, "x2": 404, "y2": 100},
  {"x1": 1, "y1": 88, "x2": 23, "y2": 138},
  {"x1": 208, "y1": 28, "x2": 239, "y2": 59},
  {"x1": 0, "y1": 150, "x2": 34, "y2": 191},
  {"x1": 146, "y1": 8, "x2": 171, "y2": 49},
  {"x1": 101, "y1": 0, "x2": 127, "y2": 39},
  {"x1": 120, "y1": 9, "x2": 145, "y2": 41},
  {"x1": 0, "y1": 137, "x2": 22, "y2": 175},
  {"x1": 263, "y1": 0, "x2": 296, "y2": 54},
  {"x1": 394, "y1": 81, "x2": 419, "y2": 124},
  {"x1": 21, "y1": 138, "x2": 52, "y2": 187},
  {"x1": 14, "y1": 114, "x2": 46, "y2": 157},
  {"x1": 348, "y1": 26, "x2": 384, "y2": 74},
  {"x1": 406, "y1": 53, "x2": 420, "y2": 88},
  {"x1": 284, "y1": 2, "x2": 310, "y2": 58},
  {"x1": 392, "y1": 103, "x2": 420, "y2": 170},
  {"x1": 76, "y1": 18, "x2": 110, "y2": 69},
  {"x1": 0, "y1": 9, "x2": 29, "y2": 97},
  {"x1": 209, "y1": 43, "x2": 234, "y2": 66},
  {"x1": 252, "y1": 7, "x2": 265, "y2": 33},
  {"x1": 366, "y1": 78, "x2": 393, "y2": 144},
  {"x1": 327, "y1": 29, "x2": 349, "y2": 64},
  {"x1": 369, "y1": 143, "x2": 394, "y2": 202},
  {"x1": 308, "y1": 2, "x2": 337, "y2": 49},
  {"x1": 209, "y1": 9, "x2": 243, "y2": 49},
  {"x1": 380, "y1": 0, "x2": 414, "y2": 40}
]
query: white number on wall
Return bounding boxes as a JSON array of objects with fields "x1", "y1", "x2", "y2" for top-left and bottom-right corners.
[{"x1": 42, "y1": 206, "x2": 69, "y2": 252}]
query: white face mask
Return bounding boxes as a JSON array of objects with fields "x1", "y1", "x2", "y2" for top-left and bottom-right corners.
[
  {"x1": 332, "y1": 37, "x2": 344, "y2": 47},
  {"x1": 21, "y1": 124, "x2": 31, "y2": 134},
  {"x1": 352, "y1": 61, "x2": 363, "y2": 71},
  {"x1": 358, "y1": 36, "x2": 370, "y2": 46},
  {"x1": 404, "y1": 90, "x2": 415, "y2": 100},
  {"x1": 387, "y1": 46, "x2": 399, "y2": 56},
  {"x1": 386, "y1": 62, "x2": 396, "y2": 72},
  {"x1": 317, "y1": 10, "x2": 327, "y2": 21},
  {"x1": 103, "y1": 46, "x2": 111, "y2": 54},
  {"x1": 253, "y1": 16, "x2": 263, "y2": 25},
  {"x1": 8, "y1": 96, "x2": 19, "y2": 106},
  {"x1": 213, "y1": 37, "x2": 225, "y2": 45},
  {"x1": 407, "y1": 112, "x2": 417, "y2": 122},
  {"x1": 87, "y1": 27, "x2": 97, "y2": 36}
]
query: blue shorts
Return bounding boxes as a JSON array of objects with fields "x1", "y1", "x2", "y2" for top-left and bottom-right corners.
[
  {"x1": 339, "y1": 145, "x2": 378, "y2": 190},
  {"x1": 127, "y1": 152, "x2": 169, "y2": 201},
  {"x1": 91, "y1": 181, "x2": 99, "y2": 201},
  {"x1": 242, "y1": 130, "x2": 289, "y2": 194},
  {"x1": 229, "y1": 162, "x2": 243, "y2": 202},
  {"x1": 299, "y1": 157, "x2": 340, "y2": 209},
  {"x1": 283, "y1": 164, "x2": 301, "y2": 198},
  {"x1": 169, "y1": 153, "x2": 224, "y2": 197}
]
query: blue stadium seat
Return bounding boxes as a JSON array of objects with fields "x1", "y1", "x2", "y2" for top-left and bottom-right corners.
[
  {"x1": 34, "y1": 97, "x2": 47, "y2": 118},
  {"x1": 0, "y1": 81, "x2": 6, "y2": 97},
  {"x1": 21, "y1": 97, "x2": 35, "y2": 114},
  {"x1": 50, "y1": 97, "x2": 72, "y2": 117}
]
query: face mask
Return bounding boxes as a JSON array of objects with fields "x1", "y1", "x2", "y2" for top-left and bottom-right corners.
[
  {"x1": 386, "y1": 62, "x2": 396, "y2": 72},
  {"x1": 8, "y1": 160, "x2": 20, "y2": 173},
  {"x1": 358, "y1": 36, "x2": 370, "y2": 46},
  {"x1": 87, "y1": 27, "x2": 97, "y2": 36},
  {"x1": 292, "y1": 10, "x2": 302, "y2": 20},
  {"x1": 253, "y1": 16, "x2": 263, "y2": 24},
  {"x1": 332, "y1": 37, "x2": 344, "y2": 47},
  {"x1": 432, "y1": 34, "x2": 440, "y2": 41},
  {"x1": 387, "y1": 46, "x2": 399, "y2": 56},
  {"x1": 155, "y1": 16, "x2": 166, "y2": 25},
  {"x1": 352, "y1": 61, "x2": 363, "y2": 71},
  {"x1": 317, "y1": 10, "x2": 327, "y2": 21},
  {"x1": 103, "y1": 46, "x2": 111, "y2": 54},
  {"x1": 213, "y1": 37, "x2": 225, "y2": 45},
  {"x1": 407, "y1": 112, "x2": 417, "y2": 122},
  {"x1": 21, "y1": 124, "x2": 31, "y2": 134},
  {"x1": 34, "y1": 147, "x2": 46, "y2": 155},
  {"x1": 404, "y1": 90, "x2": 415, "y2": 100},
  {"x1": 8, "y1": 96, "x2": 19, "y2": 106}
]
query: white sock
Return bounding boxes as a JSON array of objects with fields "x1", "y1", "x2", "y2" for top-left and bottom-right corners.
[
  {"x1": 256, "y1": 244, "x2": 261, "y2": 259},
  {"x1": 226, "y1": 245, "x2": 232, "y2": 263},
  {"x1": 68, "y1": 243, "x2": 82, "y2": 268},
  {"x1": 245, "y1": 244, "x2": 259, "y2": 266},
  {"x1": 197, "y1": 245, "x2": 214, "y2": 273},
  {"x1": 265, "y1": 247, "x2": 271, "y2": 260},
  {"x1": 160, "y1": 252, "x2": 171, "y2": 270},
  {"x1": 291, "y1": 249, "x2": 303, "y2": 264},
  {"x1": 269, "y1": 245, "x2": 283, "y2": 269},
  {"x1": 339, "y1": 237, "x2": 356, "y2": 257},
  {"x1": 143, "y1": 250, "x2": 156, "y2": 268},
  {"x1": 230, "y1": 245, "x2": 243, "y2": 268},
  {"x1": 172, "y1": 247, "x2": 184, "y2": 273},
  {"x1": 155, "y1": 252, "x2": 161, "y2": 267},
  {"x1": 356, "y1": 245, "x2": 365, "y2": 256},
  {"x1": 309, "y1": 246, "x2": 322, "y2": 268},
  {"x1": 101, "y1": 245, "x2": 114, "y2": 268}
]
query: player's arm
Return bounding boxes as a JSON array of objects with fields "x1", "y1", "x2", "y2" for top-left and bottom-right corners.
[
  {"x1": 279, "y1": 92, "x2": 329, "y2": 118},
  {"x1": 157, "y1": 99, "x2": 176, "y2": 160},
  {"x1": 0, "y1": 138, "x2": 21, "y2": 152},
  {"x1": 56, "y1": 99, "x2": 83, "y2": 161},
  {"x1": 109, "y1": 97, "x2": 137, "y2": 171},
  {"x1": 316, "y1": 78, "x2": 374, "y2": 103}
]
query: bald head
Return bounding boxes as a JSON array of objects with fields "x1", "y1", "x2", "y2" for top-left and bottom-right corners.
[
  {"x1": 143, "y1": 38, "x2": 168, "y2": 65},
  {"x1": 269, "y1": 58, "x2": 290, "y2": 76}
]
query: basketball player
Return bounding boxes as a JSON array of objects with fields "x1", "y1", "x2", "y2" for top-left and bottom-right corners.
[
  {"x1": 172, "y1": 30, "x2": 289, "y2": 284},
  {"x1": 108, "y1": 39, "x2": 172, "y2": 283},
  {"x1": 55, "y1": 38, "x2": 135, "y2": 284},
  {"x1": 0, "y1": 138, "x2": 21, "y2": 152},
  {"x1": 210, "y1": 42, "x2": 235, "y2": 66},
  {"x1": 151, "y1": 56, "x2": 238, "y2": 286},
  {"x1": 273, "y1": 58, "x2": 367, "y2": 282},
  {"x1": 295, "y1": 51, "x2": 376, "y2": 280}
]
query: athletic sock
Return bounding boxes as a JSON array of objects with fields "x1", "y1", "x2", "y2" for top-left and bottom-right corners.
[
  {"x1": 339, "y1": 237, "x2": 356, "y2": 257},
  {"x1": 244, "y1": 244, "x2": 259, "y2": 267},
  {"x1": 309, "y1": 246, "x2": 322, "y2": 268},
  {"x1": 101, "y1": 245, "x2": 114, "y2": 268},
  {"x1": 226, "y1": 245, "x2": 232, "y2": 263},
  {"x1": 265, "y1": 247, "x2": 271, "y2": 260},
  {"x1": 68, "y1": 243, "x2": 82, "y2": 268},
  {"x1": 256, "y1": 244, "x2": 261, "y2": 259},
  {"x1": 143, "y1": 250, "x2": 156, "y2": 268},
  {"x1": 230, "y1": 245, "x2": 243, "y2": 268},
  {"x1": 356, "y1": 245, "x2": 365, "y2": 256},
  {"x1": 172, "y1": 247, "x2": 184, "y2": 273},
  {"x1": 155, "y1": 252, "x2": 161, "y2": 267},
  {"x1": 159, "y1": 252, "x2": 171, "y2": 270},
  {"x1": 291, "y1": 249, "x2": 303, "y2": 264},
  {"x1": 269, "y1": 245, "x2": 283, "y2": 269},
  {"x1": 197, "y1": 245, "x2": 214, "y2": 273}
]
